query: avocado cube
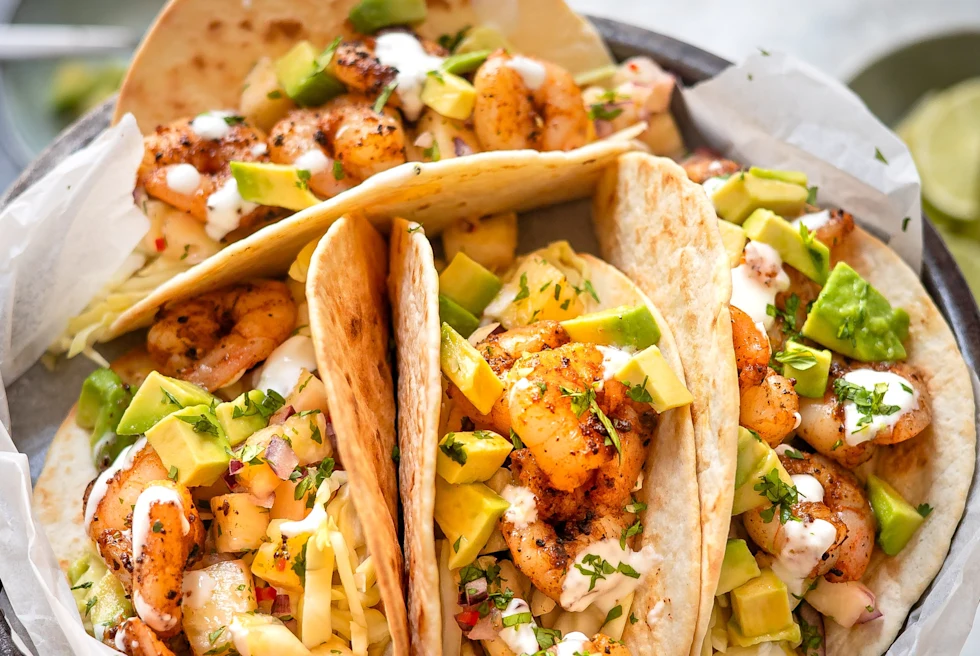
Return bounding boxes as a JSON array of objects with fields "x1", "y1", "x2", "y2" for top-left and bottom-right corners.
[
  {"x1": 77, "y1": 368, "x2": 135, "y2": 467},
  {"x1": 743, "y1": 209, "x2": 830, "y2": 283},
  {"x1": 439, "y1": 295, "x2": 480, "y2": 338},
  {"x1": 734, "y1": 427, "x2": 769, "y2": 489},
  {"x1": 145, "y1": 404, "x2": 231, "y2": 487},
  {"x1": 215, "y1": 390, "x2": 270, "y2": 447},
  {"x1": 89, "y1": 571, "x2": 134, "y2": 633},
  {"x1": 867, "y1": 474, "x2": 924, "y2": 556},
  {"x1": 275, "y1": 40, "x2": 345, "y2": 107},
  {"x1": 717, "y1": 219, "x2": 748, "y2": 267},
  {"x1": 801, "y1": 262, "x2": 910, "y2": 362},
  {"x1": 778, "y1": 340, "x2": 831, "y2": 398},
  {"x1": 711, "y1": 172, "x2": 809, "y2": 225},
  {"x1": 614, "y1": 345, "x2": 692, "y2": 413},
  {"x1": 439, "y1": 252, "x2": 503, "y2": 316},
  {"x1": 442, "y1": 50, "x2": 491, "y2": 75},
  {"x1": 116, "y1": 371, "x2": 216, "y2": 436},
  {"x1": 732, "y1": 429, "x2": 794, "y2": 517},
  {"x1": 717, "y1": 539, "x2": 762, "y2": 595},
  {"x1": 729, "y1": 569, "x2": 796, "y2": 640},
  {"x1": 440, "y1": 323, "x2": 504, "y2": 415},
  {"x1": 231, "y1": 162, "x2": 321, "y2": 211},
  {"x1": 561, "y1": 305, "x2": 661, "y2": 350},
  {"x1": 421, "y1": 71, "x2": 476, "y2": 120},
  {"x1": 348, "y1": 0, "x2": 427, "y2": 34},
  {"x1": 727, "y1": 615, "x2": 801, "y2": 649},
  {"x1": 68, "y1": 552, "x2": 108, "y2": 627},
  {"x1": 748, "y1": 167, "x2": 809, "y2": 188},
  {"x1": 437, "y1": 431, "x2": 513, "y2": 484},
  {"x1": 434, "y1": 477, "x2": 510, "y2": 569}
]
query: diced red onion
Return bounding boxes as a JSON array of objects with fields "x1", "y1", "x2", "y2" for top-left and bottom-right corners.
[
  {"x1": 595, "y1": 119, "x2": 615, "y2": 139},
  {"x1": 457, "y1": 577, "x2": 488, "y2": 606},
  {"x1": 797, "y1": 602, "x2": 826, "y2": 656},
  {"x1": 265, "y1": 436, "x2": 300, "y2": 480},
  {"x1": 466, "y1": 612, "x2": 496, "y2": 641},
  {"x1": 227, "y1": 459, "x2": 244, "y2": 476},
  {"x1": 269, "y1": 404, "x2": 295, "y2": 425},
  {"x1": 453, "y1": 137, "x2": 474, "y2": 157},
  {"x1": 271, "y1": 593, "x2": 291, "y2": 616},
  {"x1": 856, "y1": 604, "x2": 883, "y2": 624},
  {"x1": 222, "y1": 469, "x2": 244, "y2": 493}
]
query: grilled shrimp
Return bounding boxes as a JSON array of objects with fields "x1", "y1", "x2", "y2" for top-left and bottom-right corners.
[
  {"x1": 138, "y1": 115, "x2": 269, "y2": 223},
  {"x1": 268, "y1": 97, "x2": 406, "y2": 194},
  {"x1": 110, "y1": 618, "x2": 176, "y2": 656},
  {"x1": 798, "y1": 208, "x2": 856, "y2": 251},
  {"x1": 744, "y1": 452, "x2": 875, "y2": 582},
  {"x1": 146, "y1": 280, "x2": 296, "y2": 392},
  {"x1": 797, "y1": 362, "x2": 932, "y2": 467},
  {"x1": 474, "y1": 51, "x2": 592, "y2": 152},
  {"x1": 680, "y1": 150, "x2": 742, "y2": 183},
  {"x1": 329, "y1": 40, "x2": 398, "y2": 96},
  {"x1": 740, "y1": 368, "x2": 800, "y2": 447},
  {"x1": 732, "y1": 305, "x2": 770, "y2": 391}
]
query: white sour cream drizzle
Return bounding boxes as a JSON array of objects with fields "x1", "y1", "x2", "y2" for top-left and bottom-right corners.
[
  {"x1": 165, "y1": 163, "x2": 202, "y2": 195},
  {"x1": 190, "y1": 110, "x2": 237, "y2": 140},
  {"x1": 646, "y1": 599, "x2": 667, "y2": 626},
  {"x1": 182, "y1": 570, "x2": 217, "y2": 609},
  {"x1": 560, "y1": 539, "x2": 661, "y2": 612},
  {"x1": 771, "y1": 517, "x2": 838, "y2": 598},
  {"x1": 596, "y1": 345, "x2": 635, "y2": 380},
  {"x1": 293, "y1": 149, "x2": 330, "y2": 174},
  {"x1": 497, "y1": 597, "x2": 539, "y2": 655},
  {"x1": 791, "y1": 474, "x2": 825, "y2": 503},
  {"x1": 501, "y1": 485, "x2": 537, "y2": 529},
  {"x1": 793, "y1": 209, "x2": 831, "y2": 232},
  {"x1": 730, "y1": 240, "x2": 791, "y2": 329},
  {"x1": 205, "y1": 178, "x2": 257, "y2": 242},
  {"x1": 840, "y1": 369, "x2": 919, "y2": 446},
  {"x1": 131, "y1": 485, "x2": 190, "y2": 563},
  {"x1": 701, "y1": 176, "x2": 728, "y2": 198},
  {"x1": 505, "y1": 56, "x2": 547, "y2": 90},
  {"x1": 374, "y1": 32, "x2": 445, "y2": 121},
  {"x1": 554, "y1": 631, "x2": 591, "y2": 656},
  {"x1": 255, "y1": 334, "x2": 318, "y2": 397},
  {"x1": 114, "y1": 621, "x2": 134, "y2": 652},
  {"x1": 250, "y1": 142, "x2": 269, "y2": 157},
  {"x1": 133, "y1": 589, "x2": 177, "y2": 633},
  {"x1": 84, "y1": 437, "x2": 147, "y2": 529}
]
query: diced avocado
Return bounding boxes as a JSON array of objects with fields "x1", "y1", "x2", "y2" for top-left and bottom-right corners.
[
  {"x1": 439, "y1": 294, "x2": 480, "y2": 338},
  {"x1": 116, "y1": 371, "x2": 216, "y2": 436},
  {"x1": 348, "y1": 0, "x2": 426, "y2": 33},
  {"x1": 88, "y1": 571, "x2": 135, "y2": 634},
  {"x1": 732, "y1": 428, "x2": 794, "y2": 516},
  {"x1": 434, "y1": 476, "x2": 510, "y2": 568},
  {"x1": 711, "y1": 172, "x2": 809, "y2": 225},
  {"x1": 742, "y1": 209, "x2": 830, "y2": 283},
  {"x1": 727, "y1": 616, "x2": 801, "y2": 649},
  {"x1": 145, "y1": 404, "x2": 230, "y2": 487},
  {"x1": 275, "y1": 40, "x2": 345, "y2": 107},
  {"x1": 231, "y1": 162, "x2": 321, "y2": 211},
  {"x1": 778, "y1": 340, "x2": 831, "y2": 398},
  {"x1": 436, "y1": 431, "x2": 513, "y2": 484},
  {"x1": 748, "y1": 167, "x2": 808, "y2": 188},
  {"x1": 421, "y1": 71, "x2": 476, "y2": 120},
  {"x1": 215, "y1": 390, "x2": 269, "y2": 447},
  {"x1": 440, "y1": 252, "x2": 503, "y2": 316},
  {"x1": 718, "y1": 219, "x2": 748, "y2": 267},
  {"x1": 440, "y1": 323, "x2": 504, "y2": 415},
  {"x1": 442, "y1": 50, "x2": 491, "y2": 75},
  {"x1": 561, "y1": 305, "x2": 661, "y2": 350},
  {"x1": 867, "y1": 474, "x2": 924, "y2": 556},
  {"x1": 68, "y1": 552, "x2": 107, "y2": 628},
  {"x1": 614, "y1": 345, "x2": 692, "y2": 413},
  {"x1": 717, "y1": 539, "x2": 762, "y2": 595},
  {"x1": 729, "y1": 569, "x2": 797, "y2": 640},
  {"x1": 801, "y1": 262, "x2": 910, "y2": 362},
  {"x1": 455, "y1": 26, "x2": 512, "y2": 54},
  {"x1": 76, "y1": 368, "x2": 135, "y2": 468}
]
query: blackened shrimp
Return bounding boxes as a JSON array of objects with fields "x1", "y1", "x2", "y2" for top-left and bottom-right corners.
[
  {"x1": 680, "y1": 150, "x2": 742, "y2": 183},
  {"x1": 110, "y1": 617, "x2": 176, "y2": 656}
]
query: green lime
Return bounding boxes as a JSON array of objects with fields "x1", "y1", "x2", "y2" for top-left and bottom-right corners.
[
  {"x1": 937, "y1": 224, "x2": 980, "y2": 299},
  {"x1": 905, "y1": 78, "x2": 980, "y2": 222}
]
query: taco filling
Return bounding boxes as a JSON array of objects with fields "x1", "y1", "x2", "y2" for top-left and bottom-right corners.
[
  {"x1": 62, "y1": 238, "x2": 396, "y2": 656},
  {"x1": 431, "y1": 240, "x2": 693, "y2": 654},
  {"x1": 685, "y1": 154, "x2": 935, "y2": 654}
]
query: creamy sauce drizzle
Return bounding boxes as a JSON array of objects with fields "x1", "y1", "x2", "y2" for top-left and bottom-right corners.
[
  {"x1": 293, "y1": 149, "x2": 330, "y2": 174},
  {"x1": 131, "y1": 485, "x2": 189, "y2": 563},
  {"x1": 794, "y1": 209, "x2": 831, "y2": 232},
  {"x1": 646, "y1": 599, "x2": 667, "y2": 626},
  {"x1": 182, "y1": 570, "x2": 217, "y2": 609},
  {"x1": 596, "y1": 345, "x2": 634, "y2": 380},
  {"x1": 190, "y1": 110, "x2": 237, "y2": 140},
  {"x1": 791, "y1": 474, "x2": 824, "y2": 503},
  {"x1": 702, "y1": 176, "x2": 728, "y2": 198},
  {"x1": 560, "y1": 539, "x2": 660, "y2": 612},
  {"x1": 133, "y1": 589, "x2": 177, "y2": 633},
  {"x1": 254, "y1": 334, "x2": 318, "y2": 397},
  {"x1": 771, "y1": 518, "x2": 837, "y2": 598},
  {"x1": 554, "y1": 631, "x2": 591, "y2": 656},
  {"x1": 205, "y1": 178, "x2": 257, "y2": 242},
  {"x1": 84, "y1": 437, "x2": 147, "y2": 529},
  {"x1": 500, "y1": 485, "x2": 537, "y2": 529},
  {"x1": 374, "y1": 32, "x2": 445, "y2": 121},
  {"x1": 840, "y1": 369, "x2": 918, "y2": 446},
  {"x1": 165, "y1": 164, "x2": 201, "y2": 195},
  {"x1": 505, "y1": 56, "x2": 547, "y2": 90},
  {"x1": 730, "y1": 240, "x2": 791, "y2": 328},
  {"x1": 497, "y1": 597, "x2": 538, "y2": 655}
]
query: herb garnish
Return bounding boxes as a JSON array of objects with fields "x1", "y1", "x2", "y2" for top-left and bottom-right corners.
[
  {"x1": 767, "y1": 293, "x2": 803, "y2": 341},
  {"x1": 587, "y1": 103, "x2": 624, "y2": 121},
  {"x1": 833, "y1": 378, "x2": 901, "y2": 434},
  {"x1": 440, "y1": 433, "x2": 467, "y2": 465},
  {"x1": 332, "y1": 160, "x2": 345, "y2": 180},
  {"x1": 374, "y1": 82, "x2": 398, "y2": 113},
  {"x1": 754, "y1": 468, "x2": 800, "y2": 524},
  {"x1": 604, "y1": 605, "x2": 623, "y2": 625},
  {"x1": 290, "y1": 458, "x2": 336, "y2": 507},
  {"x1": 560, "y1": 384, "x2": 622, "y2": 456},
  {"x1": 620, "y1": 519, "x2": 643, "y2": 549},
  {"x1": 624, "y1": 377, "x2": 654, "y2": 404},
  {"x1": 437, "y1": 26, "x2": 470, "y2": 52},
  {"x1": 168, "y1": 465, "x2": 179, "y2": 481},
  {"x1": 774, "y1": 347, "x2": 817, "y2": 370},
  {"x1": 295, "y1": 169, "x2": 312, "y2": 191},
  {"x1": 514, "y1": 272, "x2": 531, "y2": 302},
  {"x1": 291, "y1": 540, "x2": 308, "y2": 585},
  {"x1": 917, "y1": 503, "x2": 934, "y2": 518},
  {"x1": 178, "y1": 413, "x2": 220, "y2": 436},
  {"x1": 510, "y1": 428, "x2": 525, "y2": 450}
]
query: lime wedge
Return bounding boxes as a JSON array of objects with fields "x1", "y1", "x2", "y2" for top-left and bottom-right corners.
[
  {"x1": 937, "y1": 224, "x2": 980, "y2": 299},
  {"x1": 905, "y1": 78, "x2": 980, "y2": 222}
]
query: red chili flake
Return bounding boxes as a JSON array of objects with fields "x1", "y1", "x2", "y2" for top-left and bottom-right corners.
[
  {"x1": 256, "y1": 586, "x2": 277, "y2": 602},
  {"x1": 154, "y1": 237, "x2": 167, "y2": 252},
  {"x1": 629, "y1": 62, "x2": 639, "y2": 72},
  {"x1": 276, "y1": 558, "x2": 287, "y2": 572}
]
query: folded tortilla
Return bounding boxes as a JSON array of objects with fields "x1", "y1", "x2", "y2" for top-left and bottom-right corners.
[
  {"x1": 389, "y1": 218, "x2": 704, "y2": 655},
  {"x1": 593, "y1": 152, "x2": 976, "y2": 656}
]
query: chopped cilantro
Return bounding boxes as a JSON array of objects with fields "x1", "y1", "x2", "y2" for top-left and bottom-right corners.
[{"x1": 754, "y1": 468, "x2": 800, "y2": 524}]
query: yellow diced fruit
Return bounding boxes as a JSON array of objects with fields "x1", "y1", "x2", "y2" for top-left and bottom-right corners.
[
  {"x1": 182, "y1": 560, "x2": 256, "y2": 656},
  {"x1": 230, "y1": 612, "x2": 311, "y2": 656},
  {"x1": 434, "y1": 477, "x2": 510, "y2": 568},
  {"x1": 436, "y1": 431, "x2": 513, "y2": 484},
  {"x1": 240, "y1": 56, "x2": 295, "y2": 132},
  {"x1": 614, "y1": 345, "x2": 693, "y2": 413},
  {"x1": 282, "y1": 411, "x2": 332, "y2": 466},
  {"x1": 440, "y1": 323, "x2": 504, "y2": 415},
  {"x1": 495, "y1": 257, "x2": 584, "y2": 328},
  {"x1": 211, "y1": 493, "x2": 271, "y2": 553},
  {"x1": 236, "y1": 460, "x2": 282, "y2": 500},
  {"x1": 272, "y1": 479, "x2": 313, "y2": 521},
  {"x1": 729, "y1": 569, "x2": 797, "y2": 641},
  {"x1": 251, "y1": 520, "x2": 309, "y2": 592},
  {"x1": 421, "y1": 71, "x2": 476, "y2": 120},
  {"x1": 413, "y1": 109, "x2": 481, "y2": 162},
  {"x1": 442, "y1": 212, "x2": 518, "y2": 273},
  {"x1": 285, "y1": 370, "x2": 330, "y2": 416}
]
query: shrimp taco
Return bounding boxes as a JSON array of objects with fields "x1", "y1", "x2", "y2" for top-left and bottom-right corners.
[
  {"x1": 62, "y1": 0, "x2": 683, "y2": 360},
  {"x1": 595, "y1": 152, "x2": 976, "y2": 655},
  {"x1": 33, "y1": 216, "x2": 410, "y2": 656},
  {"x1": 390, "y1": 215, "x2": 711, "y2": 655}
]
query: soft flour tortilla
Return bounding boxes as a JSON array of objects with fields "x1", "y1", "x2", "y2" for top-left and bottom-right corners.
[
  {"x1": 109, "y1": 134, "x2": 641, "y2": 338},
  {"x1": 33, "y1": 218, "x2": 411, "y2": 654},
  {"x1": 591, "y1": 152, "x2": 740, "y2": 656},
  {"x1": 306, "y1": 216, "x2": 409, "y2": 655},
  {"x1": 114, "y1": 0, "x2": 613, "y2": 129},
  {"x1": 824, "y1": 228, "x2": 976, "y2": 656},
  {"x1": 389, "y1": 224, "x2": 702, "y2": 655}
]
